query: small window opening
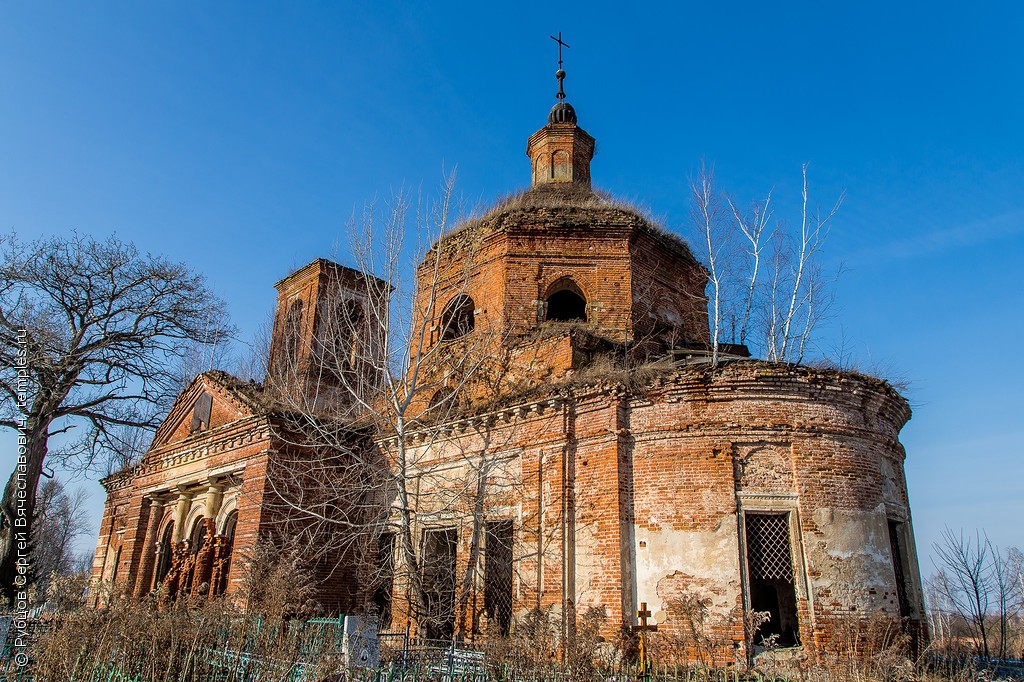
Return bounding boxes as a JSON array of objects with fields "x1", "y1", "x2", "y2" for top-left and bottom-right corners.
[
  {"x1": 427, "y1": 387, "x2": 453, "y2": 414},
  {"x1": 322, "y1": 298, "x2": 365, "y2": 375},
  {"x1": 155, "y1": 522, "x2": 175, "y2": 584},
  {"x1": 109, "y1": 545, "x2": 122, "y2": 586},
  {"x1": 745, "y1": 513, "x2": 800, "y2": 647},
  {"x1": 545, "y1": 281, "x2": 587, "y2": 322},
  {"x1": 440, "y1": 295, "x2": 475, "y2": 341},
  {"x1": 273, "y1": 298, "x2": 305, "y2": 374},
  {"x1": 372, "y1": 532, "x2": 396, "y2": 629},
  {"x1": 484, "y1": 520, "x2": 514, "y2": 636},
  {"x1": 422, "y1": 527, "x2": 457, "y2": 641},
  {"x1": 188, "y1": 518, "x2": 207, "y2": 555},
  {"x1": 214, "y1": 511, "x2": 238, "y2": 596},
  {"x1": 190, "y1": 393, "x2": 213, "y2": 433},
  {"x1": 888, "y1": 520, "x2": 911, "y2": 618}
]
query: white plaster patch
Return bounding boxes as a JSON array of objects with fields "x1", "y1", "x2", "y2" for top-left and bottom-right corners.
[{"x1": 634, "y1": 516, "x2": 741, "y2": 617}]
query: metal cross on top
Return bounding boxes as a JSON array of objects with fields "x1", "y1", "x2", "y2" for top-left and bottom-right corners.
[
  {"x1": 550, "y1": 32, "x2": 570, "y2": 69},
  {"x1": 550, "y1": 32, "x2": 570, "y2": 101},
  {"x1": 631, "y1": 601, "x2": 659, "y2": 679}
]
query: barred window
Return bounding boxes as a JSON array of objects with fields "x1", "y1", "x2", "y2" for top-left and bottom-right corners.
[
  {"x1": 744, "y1": 512, "x2": 800, "y2": 647},
  {"x1": 484, "y1": 520, "x2": 514, "y2": 636},
  {"x1": 421, "y1": 527, "x2": 457, "y2": 641}
]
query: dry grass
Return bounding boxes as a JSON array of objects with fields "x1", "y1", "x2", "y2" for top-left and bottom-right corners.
[
  {"x1": 24, "y1": 541, "x2": 344, "y2": 682},
  {"x1": 433, "y1": 184, "x2": 697, "y2": 262}
]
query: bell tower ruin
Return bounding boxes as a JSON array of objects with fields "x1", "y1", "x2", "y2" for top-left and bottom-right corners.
[{"x1": 266, "y1": 259, "x2": 388, "y2": 409}]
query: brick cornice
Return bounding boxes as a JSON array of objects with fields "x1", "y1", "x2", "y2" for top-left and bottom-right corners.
[{"x1": 102, "y1": 416, "x2": 273, "y2": 492}]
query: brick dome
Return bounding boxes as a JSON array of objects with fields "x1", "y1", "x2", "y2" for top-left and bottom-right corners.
[{"x1": 548, "y1": 101, "x2": 577, "y2": 125}]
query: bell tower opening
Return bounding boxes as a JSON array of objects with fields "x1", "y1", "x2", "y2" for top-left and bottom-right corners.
[
  {"x1": 545, "y1": 279, "x2": 587, "y2": 322},
  {"x1": 440, "y1": 294, "x2": 475, "y2": 341}
]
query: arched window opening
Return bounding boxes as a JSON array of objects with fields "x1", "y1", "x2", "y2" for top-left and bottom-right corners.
[
  {"x1": 440, "y1": 295, "x2": 475, "y2": 341},
  {"x1": 188, "y1": 518, "x2": 207, "y2": 555},
  {"x1": 282, "y1": 299, "x2": 304, "y2": 366},
  {"x1": 318, "y1": 297, "x2": 365, "y2": 376},
  {"x1": 155, "y1": 521, "x2": 174, "y2": 584},
  {"x1": 545, "y1": 281, "x2": 587, "y2": 322},
  {"x1": 338, "y1": 299, "x2": 364, "y2": 370},
  {"x1": 214, "y1": 511, "x2": 238, "y2": 596},
  {"x1": 109, "y1": 545, "x2": 122, "y2": 586},
  {"x1": 428, "y1": 388, "x2": 452, "y2": 411},
  {"x1": 426, "y1": 387, "x2": 467, "y2": 418}
]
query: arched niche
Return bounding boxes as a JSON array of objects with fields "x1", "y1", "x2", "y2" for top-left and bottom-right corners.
[
  {"x1": 440, "y1": 294, "x2": 475, "y2": 341},
  {"x1": 544, "y1": 278, "x2": 587, "y2": 322},
  {"x1": 213, "y1": 510, "x2": 239, "y2": 596},
  {"x1": 187, "y1": 516, "x2": 207, "y2": 555},
  {"x1": 552, "y1": 150, "x2": 571, "y2": 180},
  {"x1": 155, "y1": 520, "x2": 175, "y2": 584},
  {"x1": 215, "y1": 495, "x2": 239, "y2": 536}
]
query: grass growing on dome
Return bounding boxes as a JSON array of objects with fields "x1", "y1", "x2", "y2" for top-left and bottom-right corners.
[{"x1": 432, "y1": 184, "x2": 698, "y2": 262}]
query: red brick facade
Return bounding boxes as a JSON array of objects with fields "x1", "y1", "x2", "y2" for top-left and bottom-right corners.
[{"x1": 93, "y1": 96, "x2": 925, "y2": 665}]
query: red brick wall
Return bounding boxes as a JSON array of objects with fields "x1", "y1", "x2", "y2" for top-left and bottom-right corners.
[{"x1": 380, "y1": 362, "x2": 921, "y2": 664}]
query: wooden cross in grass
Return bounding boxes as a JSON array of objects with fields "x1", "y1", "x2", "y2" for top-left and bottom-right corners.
[{"x1": 631, "y1": 601, "x2": 659, "y2": 680}]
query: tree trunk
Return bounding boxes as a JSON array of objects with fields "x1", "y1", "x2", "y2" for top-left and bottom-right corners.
[{"x1": 0, "y1": 423, "x2": 49, "y2": 603}]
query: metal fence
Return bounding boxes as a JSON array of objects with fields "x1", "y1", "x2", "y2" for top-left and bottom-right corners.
[{"x1": 4, "y1": 613, "x2": 1022, "y2": 682}]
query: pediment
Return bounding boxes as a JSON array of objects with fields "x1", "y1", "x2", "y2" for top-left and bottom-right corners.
[{"x1": 150, "y1": 373, "x2": 257, "y2": 449}]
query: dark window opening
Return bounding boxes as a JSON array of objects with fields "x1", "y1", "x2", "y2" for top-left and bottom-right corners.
[
  {"x1": 428, "y1": 388, "x2": 452, "y2": 410},
  {"x1": 214, "y1": 511, "x2": 238, "y2": 596},
  {"x1": 745, "y1": 513, "x2": 800, "y2": 647},
  {"x1": 109, "y1": 546, "x2": 122, "y2": 585},
  {"x1": 441, "y1": 295, "x2": 475, "y2": 341},
  {"x1": 484, "y1": 520, "x2": 514, "y2": 636},
  {"x1": 188, "y1": 518, "x2": 207, "y2": 555},
  {"x1": 156, "y1": 522, "x2": 175, "y2": 584},
  {"x1": 341, "y1": 300, "x2": 364, "y2": 367},
  {"x1": 275, "y1": 298, "x2": 305, "y2": 375},
  {"x1": 422, "y1": 527, "x2": 457, "y2": 641},
  {"x1": 321, "y1": 298, "x2": 365, "y2": 376},
  {"x1": 888, "y1": 520, "x2": 911, "y2": 618},
  {"x1": 545, "y1": 288, "x2": 587, "y2": 322},
  {"x1": 372, "y1": 532, "x2": 396, "y2": 629},
  {"x1": 190, "y1": 392, "x2": 213, "y2": 433}
]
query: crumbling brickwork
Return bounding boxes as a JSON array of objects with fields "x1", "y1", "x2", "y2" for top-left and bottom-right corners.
[{"x1": 93, "y1": 89, "x2": 924, "y2": 666}]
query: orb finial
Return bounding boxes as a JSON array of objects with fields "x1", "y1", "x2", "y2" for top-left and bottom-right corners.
[{"x1": 550, "y1": 32, "x2": 570, "y2": 101}]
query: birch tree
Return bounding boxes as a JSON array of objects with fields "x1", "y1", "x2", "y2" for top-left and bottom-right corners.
[
  {"x1": 261, "y1": 172, "x2": 523, "y2": 638},
  {"x1": 690, "y1": 163, "x2": 729, "y2": 367},
  {"x1": 689, "y1": 164, "x2": 843, "y2": 365}
]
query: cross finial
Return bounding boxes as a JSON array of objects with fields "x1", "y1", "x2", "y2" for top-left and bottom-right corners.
[
  {"x1": 550, "y1": 32, "x2": 570, "y2": 101},
  {"x1": 551, "y1": 32, "x2": 570, "y2": 69}
]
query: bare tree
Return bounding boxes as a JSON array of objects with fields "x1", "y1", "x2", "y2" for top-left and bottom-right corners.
[
  {"x1": 688, "y1": 164, "x2": 843, "y2": 365},
  {"x1": 0, "y1": 231, "x2": 233, "y2": 602},
  {"x1": 259, "y1": 172, "x2": 524, "y2": 638},
  {"x1": 766, "y1": 165, "x2": 844, "y2": 364},
  {"x1": 992, "y1": 544, "x2": 1023, "y2": 660},
  {"x1": 933, "y1": 528, "x2": 994, "y2": 659},
  {"x1": 690, "y1": 162, "x2": 729, "y2": 367},
  {"x1": 32, "y1": 477, "x2": 91, "y2": 591},
  {"x1": 931, "y1": 531, "x2": 1024, "y2": 661},
  {"x1": 232, "y1": 309, "x2": 274, "y2": 384},
  {"x1": 923, "y1": 572, "x2": 954, "y2": 647}
]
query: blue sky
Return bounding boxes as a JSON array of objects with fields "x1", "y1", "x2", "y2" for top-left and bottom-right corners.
[{"x1": 2, "y1": 2, "x2": 1022, "y2": 569}]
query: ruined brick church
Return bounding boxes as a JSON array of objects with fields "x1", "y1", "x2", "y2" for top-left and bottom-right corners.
[{"x1": 92, "y1": 61, "x2": 926, "y2": 664}]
